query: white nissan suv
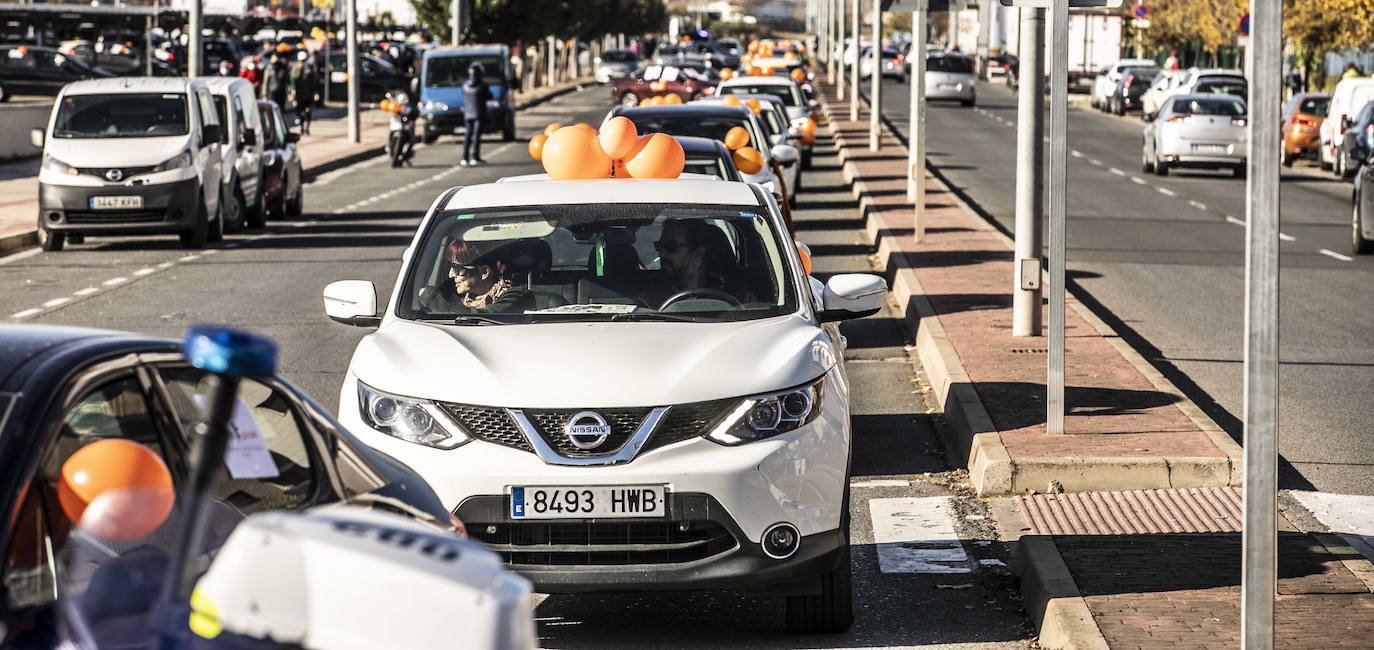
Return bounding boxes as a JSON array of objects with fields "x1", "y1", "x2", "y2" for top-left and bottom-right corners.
[{"x1": 322, "y1": 178, "x2": 885, "y2": 632}]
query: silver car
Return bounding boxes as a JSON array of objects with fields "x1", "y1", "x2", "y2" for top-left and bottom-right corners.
[
  {"x1": 925, "y1": 52, "x2": 976, "y2": 106},
  {"x1": 1142, "y1": 94, "x2": 1249, "y2": 177},
  {"x1": 594, "y1": 49, "x2": 639, "y2": 83}
]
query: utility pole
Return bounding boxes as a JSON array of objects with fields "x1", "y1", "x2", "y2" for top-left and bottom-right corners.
[
  {"x1": 908, "y1": 0, "x2": 928, "y2": 241},
  {"x1": 1012, "y1": 6, "x2": 1045, "y2": 337},
  {"x1": 837, "y1": 0, "x2": 847, "y2": 99},
  {"x1": 869, "y1": 0, "x2": 882, "y2": 150},
  {"x1": 1046, "y1": 0, "x2": 1068, "y2": 435},
  {"x1": 346, "y1": 0, "x2": 359, "y2": 143},
  {"x1": 850, "y1": 0, "x2": 860, "y2": 121},
  {"x1": 450, "y1": 0, "x2": 461, "y2": 46},
  {"x1": 188, "y1": 0, "x2": 201, "y2": 78},
  {"x1": 975, "y1": 0, "x2": 991, "y2": 76}
]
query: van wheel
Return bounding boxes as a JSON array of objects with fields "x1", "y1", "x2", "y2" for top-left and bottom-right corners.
[
  {"x1": 268, "y1": 187, "x2": 287, "y2": 220},
  {"x1": 287, "y1": 187, "x2": 303, "y2": 218},
  {"x1": 245, "y1": 186, "x2": 266, "y2": 228},
  {"x1": 223, "y1": 186, "x2": 246, "y2": 232},
  {"x1": 37, "y1": 226, "x2": 64, "y2": 252},
  {"x1": 180, "y1": 198, "x2": 209, "y2": 249},
  {"x1": 207, "y1": 195, "x2": 224, "y2": 243},
  {"x1": 784, "y1": 544, "x2": 853, "y2": 633}
]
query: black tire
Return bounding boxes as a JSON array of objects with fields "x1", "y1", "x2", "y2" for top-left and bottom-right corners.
[
  {"x1": 1340, "y1": 150, "x2": 1356, "y2": 179},
  {"x1": 0, "y1": 80, "x2": 9, "y2": 103},
  {"x1": 961, "y1": 97, "x2": 975, "y2": 107},
  {"x1": 503, "y1": 114, "x2": 516, "y2": 141},
  {"x1": 38, "y1": 226, "x2": 64, "y2": 252},
  {"x1": 388, "y1": 132, "x2": 403, "y2": 167},
  {"x1": 1232, "y1": 164, "x2": 1247, "y2": 179},
  {"x1": 1114, "y1": 99, "x2": 1125, "y2": 116},
  {"x1": 268, "y1": 185, "x2": 287, "y2": 220},
  {"x1": 1142, "y1": 144, "x2": 1155, "y2": 173},
  {"x1": 1355, "y1": 199, "x2": 1374, "y2": 255},
  {"x1": 207, "y1": 196, "x2": 224, "y2": 243},
  {"x1": 422, "y1": 129, "x2": 438, "y2": 145},
  {"x1": 1282, "y1": 151, "x2": 1295, "y2": 167},
  {"x1": 246, "y1": 187, "x2": 266, "y2": 228},
  {"x1": 180, "y1": 197, "x2": 209, "y2": 249},
  {"x1": 287, "y1": 185, "x2": 303, "y2": 219},
  {"x1": 784, "y1": 544, "x2": 853, "y2": 633},
  {"x1": 223, "y1": 187, "x2": 246, "y2": 233},
  {"x1": 1154, "y1": 155, "x2": 1169, "y2": 177}
]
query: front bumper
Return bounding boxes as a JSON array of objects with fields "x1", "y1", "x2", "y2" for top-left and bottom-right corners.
[
  {"x1": 38, "y1": 176, "x2": 200, "y2": 234},
  {"x1": 1159, "y1": 138, "x2": 1248, "y2": 167},
  {"x1": 926, "y1": 83, "x2": 975, "y2": 101},
  {"x1": 1285, "y1": 128, "x2": 1320, "y2": 154}
]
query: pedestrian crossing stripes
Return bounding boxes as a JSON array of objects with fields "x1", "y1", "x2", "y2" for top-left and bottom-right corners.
[{"x1": 869, "y1": 497, "x2": 971, "y2": 574}]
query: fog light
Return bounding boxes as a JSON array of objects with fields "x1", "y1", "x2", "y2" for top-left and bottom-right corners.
[
  {"x1": 762, "y1": 523, "x2": 800, "y2": 559},
  {"x1": 47, "y1": 212, "x2": 61, "y2": 223}
]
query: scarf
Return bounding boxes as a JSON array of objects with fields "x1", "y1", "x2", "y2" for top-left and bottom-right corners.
[{"x1": 462, "y1": 277, "x2": 512, "y2": 309}]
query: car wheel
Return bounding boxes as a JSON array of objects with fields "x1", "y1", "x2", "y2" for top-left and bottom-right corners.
[
  {"x1": 1282, "y1": 149, "x2": 1295, "y2": 167},
  {"x1": 287, "y1": 184, "x2": 303, "y2": 218},
  {"x1": 223, "y1": 187, "x2": 246, "y2": 233},
  {"x1": 620, "y1": 92, "x2": 640, "y2": 107},
  {"x1": 1336, "y1": 150, "x2": 1347, "y2": 177},
  {"x1": 207, "y1": 193, "x2": 224, "y2": 243},
  {"x1": 1341, "y1": 151, "x2": 1356, "y2": 179},
  {"x1": 1354, "y1": 200, "x2": 1374, "y2": 255},
  {"x1": 1232, "y1": 164, "x2": 1247, "y2": 179},
  {"x1": 784, "y1": 543, "x2": 853, "y2": 633},
  {"x1": 0, "y1": 80, "x2": 8, "y2": 103},
  {"x1": 245, "y1": 187, "x2": 266, "y2": 228},
  {"x1": 180, "y1": 197, "x2": 209, "y2": 249},
  {"x1": 1142, "y1": 144, "x2": 1155, "y2": 173},
  {"x1": 268, "y1": 185, "x2": 287, "y2": 220},
  {"x1": 1154, "y1": 151, "x2": 1169, "y2": 177},
  {"x1": 422, "y1": 129, "x2": 438, "y2": 145},
  {"x1": 961, "y1": 97, "x2": 975, "y2": 107},
  {"x1": 37, "y1": 226, "x2": 64, "y2": 252}
]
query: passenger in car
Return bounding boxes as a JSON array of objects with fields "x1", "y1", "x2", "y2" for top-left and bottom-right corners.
[
  {"x1": 419, "y1": 239, "x2": 535, "y2": 313},
  {"x1": 650, "y1": 218, "x2": 755, "y2": 306}
]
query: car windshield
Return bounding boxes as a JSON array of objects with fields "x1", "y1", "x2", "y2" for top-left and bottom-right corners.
[
  {"x1": 400, "y1": 203, "x2": 796, "y2": 323},
  {"x1": 426, "y1": 54, "x2": 504, "y2": 87},
  {"x1": 621, "y1": 113, "x2": 765, "y2": 151},
  {"x1": 720, "y1": 83, "x2": 802, "y2": 107},
  {"x1": 1299, "y1": 97, "x2": 1330, "y2": 117},
  {"x1": 52, "y1": 93, "x2": 189, "y2": 138},
  {"x1": 928, "y1": 56, "x2": 973, "y2": 74},
  {"x1": 684, "y1": 155, "x2": 732, "y2": 180},
  {"x1": 1171, "y1": 97, "x2": 1247, "y2": 116},
  {"x1": 1195, "y1": 78, "x2": 1247, "y2": 98}
]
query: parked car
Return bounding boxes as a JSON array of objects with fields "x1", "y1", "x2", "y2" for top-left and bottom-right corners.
[
  {"x1": 1140, "y1": 69, "x2": 1186, "y2": 117},
  {"x1": 984, "y1": 52, "x2": 1016, "y2": 80},
  {"x1": 31, "y1": 77, "x2": 225, "y2": 250},
  {"x1": 1351, "y1": 132, "x2": 1374, "y2": 254},
  {"x1": 1337, "y1": 99, "x2": 1374, "y2": 180},
  {"x1": 859, "y1": 46, "x2": 905, "y2": 82},
  {"x1": 678, "y1": 134, "x2": 743, "y2": 181},
  {"x1": 594, "y1": 49, "x2": 640, "y2": 83},
  {"x1": 716, "y1": 75, "x2": 818, "y2": 167},
  {"x1": 610, "y1": 63, "x2": 716, "y2": 107},
  {"x1": 1155, "y1": 67, "x2": 1243, "y2": 111},
  {"x1": 695, "y1": 94, "x2": 802, "y2": 200},
  {"x1": 207, "y1": 77, "x2": 266, "y2": 230},
  {"x1": 0, "y1": 323, "x2": 464, "y2": 648},
  {"x1": 323, "y1": 52, "x2": 411, "y2": 103},
  {"x1": 1322, "y1": 77, "x2": 1374, "y2": 176},
  {"x1": 1092, "y1": 58, "x2": 1157, "y2": 110},
  {"x1": 1141, "y1": 93, "x2": 1249, "y2": 178},
  {"x1": 321, "y1": 177, "x2": 888, "y2": 633},
  {"x1": 1281, "y1": 92, "x2": 1330, "y2": 166},
  {"x1": 417, "y1": 44, "x2": 517, "y2": 143},
  {"x1": 257, "y1": 99, "x2": 303, "y2": 219},
  {"x1": 1108, "y1": 67, "x2": 1158, "y2": 115},
  {"x1": 925, "y1": 51, "x2": 976, "y2": 107},
  {"x1": 0, "y1": 45, "x2": 113, "y2": 97}
]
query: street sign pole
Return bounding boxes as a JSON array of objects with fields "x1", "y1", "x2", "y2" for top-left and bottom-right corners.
[
  {"x1": 346, "y1": 0, "x2": 359, "y2": 143},
  {"x1": 188, "y1": 0, "x2": 201, "y2": 79},
  {"x1": 1047, "y1": 0, "x2": 1068, "y2": 435},
  {"x1": 850, "y1": 0, "x2": 861, "y2": 121},
  {"x1": 837, "y1": 0, "x2": 847, "y2": 99},
  {"x1": 1242, "y1": 0, "x2": 1280, "y2": 647},
  {"x1": 1012, "y1": 6, "x2": 1045, "y2": 337},
  {"x1": 908, "y1": 0, "x2": 928, "y2": 243},
  {"x1": 870, "y1": 0, "x2": 882, "y2": 150}
]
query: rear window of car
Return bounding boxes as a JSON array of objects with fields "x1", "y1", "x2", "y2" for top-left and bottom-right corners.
[
  {"x1": 928, "y1": 56, "x2": 973, "y2": 74},
  {"x1": 1171, "y1": 97, "x2": 1247, "y2": 116},
  {"x1": 1195, "y1": 77, "x2": 1247, "y2": 98},
  {"x1": 720, "y1": 83, "x2": 801, "y2": 107},
  {"x1": 622, "y1": 113, "x2": 765, "y2": 152},
  {"x1": 1300, "y1": 97, "x2": 1330, "y2": 117}
]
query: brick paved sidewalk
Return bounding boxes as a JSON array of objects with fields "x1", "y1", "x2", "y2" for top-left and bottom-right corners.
[{"x1": 813, "y1": 79, "x2": 1241, "y2": 497}]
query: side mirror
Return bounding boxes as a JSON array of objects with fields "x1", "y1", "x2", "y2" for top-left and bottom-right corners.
[
  {"x1": 323, "y1": 280, "x2": 381, "y2": 328},
  {"x1": 242, "y1": 129, "x2": 257, "y2": 146},
  {"x1": 285, "y1": 131, "x2": 300, "y2": 143},
  {"x1": 807, "y1": 99, "x2": 820, "y2": 111},
  {"x1": 30, "y1": 128, "x2": 44, "y2": 149},
  {"x1": 771, "y1": 144, "x2": 800, "y2": 166},
  {"x1": 818, "y1": 274, "x2": 886, "y2": 322},
  {"x1": 202, "y1": 124, "x2": 221, "y2": 146}
]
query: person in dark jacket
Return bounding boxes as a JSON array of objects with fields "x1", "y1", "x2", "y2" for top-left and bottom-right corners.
[
  {"x1": 289, "y1": 51, "x2": 317, "y2": 134},
  {"x1": 262, "y1": 51, "x2": 290, "y2": 109},
  {"x1": 460, "y1": 62, "x2": 492, "y2": 166}
]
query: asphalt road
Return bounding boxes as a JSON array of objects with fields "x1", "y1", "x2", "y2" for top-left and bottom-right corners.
[
  {"x1": 862, "y1": 76, "x2": 1374, "y2": 495},
  {"x1": 0, "y1": 86, "x2": 1031, "y2": 648}
]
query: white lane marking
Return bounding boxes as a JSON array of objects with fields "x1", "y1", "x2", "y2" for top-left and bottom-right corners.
[
  {"x1": 201, "y1": 249, "x2": 218, "y2": 256},
  {"x1": 133, "y1": 268, "x2": 156, "y2": 276},
  {"x1": 0, "y1": 248, "x2": 42, "y2": 266},
  {"x1": 74, "y1": 287, "x2": 99, "y2": 297},
  {"x1": 1280, "y1": 233, "x2": 1296, "y2": 242},
  {"x1": 1225, "y1": 215, "x2": 1246, "y2": 226},
  {"x1": 1320, "y1": 249, "x2": 1354, "y2": 262},
  {"x1": 1189, "y1": 200, "x2": 1207, "y2": 210},
  {"x1": 869, "y1": 497, "x2": 971, "y2": 574},
  {"x1": 103, "y1": 277, "x2": 128, "y2": 286},
  {"x1": 1109, "y1": 167, "x2": 1127, "y2": 176},
  {"x1": 1087, "y1": 158, "x2": 1103, "y2": 166},
  {"x1": 157, "y1": 261, "x2": 174, "y2": 269},
  {"x1": 850, "y1": 479, "x2": 911, "y2": 488},
  {"x1": 10, "y1": 308, "x2": 41, "y2": 320},
  {"x1": 1130, "y1": 176, "x2": 1147, "y2": 185},
  {"x1": 179, "y1": 255, "x2": 199, "y2": 262},
  {"x1": 1157, "y1": 187, "x2": 1176, "y2": 197},
  {"x1": 1290, "y1": 491, "x2": 1374, "y2": 563},
  {"x1": 1070, "y1": 150, "x2": 1083, "y2": 158},
  {"x1": 42, "y1": 297, "x2": 70, "y2": 308}
]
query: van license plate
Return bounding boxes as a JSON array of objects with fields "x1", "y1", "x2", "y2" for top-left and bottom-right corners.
[
  {"x1": 90, "y1": 196, "x2": 142, "y2": 209},
  {"x1": 510, "y1": 486, "x2": 667, "y2": 519}
]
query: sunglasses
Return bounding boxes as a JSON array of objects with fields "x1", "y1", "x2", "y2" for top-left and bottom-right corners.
[
  {"x1": 448, "y1": 263, "x2": 486, "y2": 275},
  {"x1": 654, "y1": 240, "x2": 694, "y2": 254}
]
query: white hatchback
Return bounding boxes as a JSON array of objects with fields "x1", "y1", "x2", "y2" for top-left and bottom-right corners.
[{"x1": 322, "y1": 178, "x2": 885, "y2": 633}]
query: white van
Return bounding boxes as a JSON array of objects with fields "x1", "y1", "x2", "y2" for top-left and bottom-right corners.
[
  {"x1": 31, "y1": 77, "x2": 224, "y2": 251},
  {"x1": 206, "y1": 77, "x2": 265, "y2": 230},
  {"x1": 1321, "y1": 77, "x2": 1374, "y2": 177}
]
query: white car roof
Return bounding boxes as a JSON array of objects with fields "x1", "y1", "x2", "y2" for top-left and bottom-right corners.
[
  {"x1": 444, "y1": 179, "x2": 760, "y2": 210},
  {"x1": 61, "y1": 77, "x2": 201, "y2": 96},
  {"x1": 722, "y1": 75, "x2": 793, "y2": 87},
  {"x1": 203, "y1": 76, "x2": 252, "y2": 93},
  {"x1": 495, "y1": 172, "x2": 721, "y2": 183}
]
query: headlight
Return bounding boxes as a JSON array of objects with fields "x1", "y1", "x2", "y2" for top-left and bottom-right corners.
[
  {"x1": 152, "y1": 150, "x2": 192, "y2": 172},
  {"x1": 422, "y1": 101, "x2": 449, "y2": 112},
  {"x1": 707, "y1": 378, "x2": 825, "y2": 445},
  {"x1": 357, "y1": 381, "x2": 470, "y2": 449},
  {"x1": 41, "y1": 154, "x2": 79, "y2": 176}
]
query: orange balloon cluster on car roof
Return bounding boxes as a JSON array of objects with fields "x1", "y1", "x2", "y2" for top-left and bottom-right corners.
[{"x1": 530, "y1": 117, "x2": 685, "y2": 180}]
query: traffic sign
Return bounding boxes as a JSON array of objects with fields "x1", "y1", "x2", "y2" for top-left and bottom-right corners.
[
  {"x1": 1239, "y1": 12, "x2": 1250, "y2": 36},
  {"x1": 1132, "y1": 3, "x2": 1148, "y2": 19}
]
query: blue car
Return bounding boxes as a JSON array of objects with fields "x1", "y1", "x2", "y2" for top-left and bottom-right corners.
[{"x1": 418, "y1": 44, "x2": 517, "y2": 143}]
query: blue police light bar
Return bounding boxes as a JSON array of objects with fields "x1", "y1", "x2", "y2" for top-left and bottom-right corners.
[
  {"x1": 697, "y1": 29, "x2": 709, "y2": 38},
  {"x1": 184, "y1": 324, "x2": 279, "y2": 378}
]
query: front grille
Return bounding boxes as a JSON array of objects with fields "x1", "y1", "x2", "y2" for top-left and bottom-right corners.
[
  {"x1": 76, "y1": 165, "x2": 156, "y2": 180},
  {"x1": 526, "y1": 408, "x2": 650, "y2": 457},
  {"x1": 439, "y1": 403, "x2": 531, "y2": 452},
  {"x1": 65, "y1": 209, "x2": 167, "y2": 224},
  {"x1": 471, "y1": 520, "x2": 737, "y2": 566},
  {"x1": 644, "y1": 398, "x2": 742, "y2": 452}
]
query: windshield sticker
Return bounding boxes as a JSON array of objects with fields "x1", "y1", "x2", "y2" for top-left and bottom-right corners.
[
  {"x1": 455, "y1": 213, "x2": 475, "y2": 220},
  {"x1": 194, "y1": 395, "x2": 280, "y2": 480},
  {"x1": 163, "y1": 94, "x2": 180, "y2": 99},
  {"x1": 526, "y1": 304, "x2": 638, "y2": 314}
]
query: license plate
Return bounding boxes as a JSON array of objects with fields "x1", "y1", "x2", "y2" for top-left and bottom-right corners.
[
  {"x1": 510, "y1": 485, "x2": 667, "y2": 519},
  {"x1": 1193, "y1": 144, "x2": 1227, "y2": 154},
  {"x1": 90, "y1": 195, "x2": 142, "y2": 209}
]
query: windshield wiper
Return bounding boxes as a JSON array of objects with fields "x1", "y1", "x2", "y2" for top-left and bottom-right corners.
[
  {"x1": 609, "y1": 312, "x2": 700, "y2": 322},
  {"x1": 451, "y1": 314, "x2": 508, "y2": 326}
]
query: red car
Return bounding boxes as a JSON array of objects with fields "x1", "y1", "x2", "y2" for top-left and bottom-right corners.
[
  {"x1": 257, "y1": 100, "x2": 303, "y2": 219},
  {"x1": 611, "y1": 64, "x2": 716, "y2": 107}
]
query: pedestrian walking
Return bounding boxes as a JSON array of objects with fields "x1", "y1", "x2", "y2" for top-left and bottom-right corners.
[
  {"x1": 289, "y1": 51, "x2": 317, "y2": 135},
  {"x1": 262, "y1": 49, "x2": 290, "y2": 110},
  {"x1": 1164, "y1": 49, "x2": 1180, "y2": 71},
  {"x1": 238, "y1": 55, "x2": 259, "y2": 91},
  {"x1": 461, "y1": 62, "x2": 492, "y2": 166}
]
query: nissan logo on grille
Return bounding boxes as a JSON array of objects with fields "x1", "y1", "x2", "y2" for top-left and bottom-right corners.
[
  {"x1": 104, "y1": 168, "x2": 124, "y2": 182},
  {"x1": 564, "y1": 411, "x2": 611, "y2": 450}
]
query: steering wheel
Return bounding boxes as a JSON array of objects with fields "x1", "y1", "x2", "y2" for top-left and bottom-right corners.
[{"x1": 659, "y1": 288, "x2": 743, "y2": 311}]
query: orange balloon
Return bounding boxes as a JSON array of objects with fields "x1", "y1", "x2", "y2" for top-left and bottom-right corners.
[
  {"x1": 573, "y1": 123, "x2": 596, "y2": 134},
  {"x1": 744, "y1": 98, "x2": 763, "y2": 115},
  {"x1": 803, "y1": 118, "x2": 818, "y2": 136},
  {"x1": 724, "y1": 126, "x2": 750, "y2": 150},
  {"x1": 748, "y1": 41, "x2": 760, "y2": 53},
  {"x1": 719, "y1": 67, "x2": 734, "y2": 80},
  {"x1": 58, "y1": 439, "x2": 174, "y2": 541},
  {"x1": 541, "y1": 125, "x2": 612, "y2": 180},
  {"x1": 797, "y1": 244, "x2": 813, "y2": 274},
  {"x1": 791, "y1": 68, "x2": 806, "y2": 82},
  {"x1": 613, "y1": 160, "x2": 630, "y2": 178},
  {"x1": 625, "y1": 133, "x2": 685, "y2": 179},
  {"x1": 801, "y1": 131, "x2": 815, "y2": 146},
  {"x1": 599, "y1": 116, "x2": 639, "y2": 160},
  {"x1": 761, "y1": 66, "x2": 775, "y2": 76},
  {"x1": 528, "y1": 133, "x2": 548, "y2": 161},
  {"x1": 733, "y1": 146, "x2": 764, "y2": 174},
  {"x1": 662, "y1": 93, "x2": 683, "y2": 105},
  {"x1": 785, "y1": 52, "x2": 799, "y2": 62},
  {"x1": 643, "y1": 96, "x2": 659, "y2": 106},
  {"x1": 721, "y1": 94, "x2": 742, "y2": 107},
  {"x1": 650, "y1": 80, "x2": 666, "y2": 92},
  {"x1": 544, "y1": 123, "x2": 563, "y2": 136}
]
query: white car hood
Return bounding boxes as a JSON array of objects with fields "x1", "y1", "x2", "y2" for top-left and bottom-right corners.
[
  {"x1": 45, "y1": 136, "x2": 189, "y2": 168},
  {"x1": 349, "y1": 315, "x2": 835, "y2": 408}
]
